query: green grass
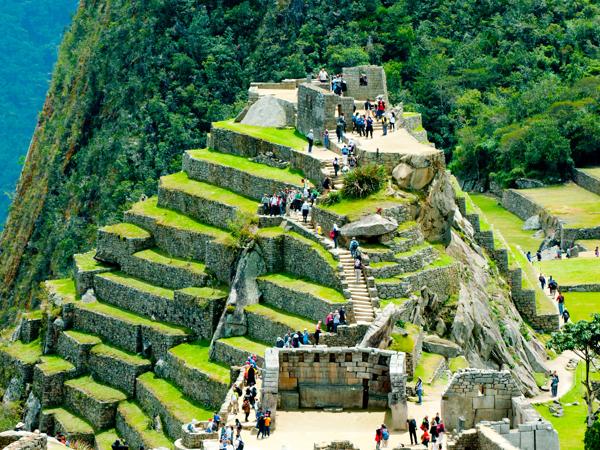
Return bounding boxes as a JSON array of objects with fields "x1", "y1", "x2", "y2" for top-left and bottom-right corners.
[
  {"x1": 403, "y1": 112, "x2": 420, "y2": 117},
  {"x1": 560, "y1": 292, "x2": 600, "y2": 322},
  {"x1": 369, "y1": 260, "x2": 397, "y2": 269},
  {"x1": 91, "y1": 343, "x2": 151, "y2": 366},
  {"x1": 95, "y1": 429, "x2": 121, "y2": 450},
  {"x1": 37, "y1": 355, "x2": 75, "y2": 375},
  {"x1": 534, "y1": 372, "x2": 548, "y2": 388},
  {"x1": 576, "y1": 239, "x2": 600, "y2": 251},
  {"x1": 63, "y1": 330, "x2": 102, "y2": 346},
  {"x1": 169, "y1": 341, "x2": 230, "y2": 383},
  {"x1": 257, "y1": 226, "x2": 284, "y2": 238},
  {"x1": 161, "y1": 172, "x2": 259, "y2": 215},
  {"x1": 133, "y1": 249, "x2": 206, "y2": 274},
  {"x1": 44, "y1": 278, "x2": 78, "y2": 303},
  {"x1": 74, "y1": 250, "x2": 111, "y2": 272},
  {"x1": 100, "y1": 223, "x2": 151, "y2": 239},
  {"x1": 374, "y1": 252, "x2": 454, "y2": 282},
  {"x1": 178, "y1": 286, "x2": 229, "y2": 300},
  {"x1": 43, "y1": 408, "x2": 94, "y2": 434},
  {"x1": 137, "y1": 372, "x2": 212, "y2": 421},
  {"x1": 394, "y1": 242, "x2": 432, "y2": 259},
  {"x1": 258, "y1": 273, "x2": 346, "y2": 303},
  {"x1": 389, "y1": 324, "x2": 421, "y2": 353},
  {"x1": 98, "y1": 271, "x2": 174, "y2": 299},
  {"x1": 379, "y1": 297, "x2": 410, "y2": 308},
  {"x1": 318, "y1": 190, "x2": 413, "y2": 221},
  {"x1": 448, "y1": 356, "x2": 469, "y2": 372},
  {"x1": 413, "y1": 352, "x2": 445, "y2": 383},
  {"x1": 76, "y1": 301, "x2": 189, "y2": 336},
  {"x1": 537, "y1": 258, "x2": 600, "y2": 285},
  {"x1": 245, "y1": 303, "x2": 315, "y2": 330},
  {"x1": 117, "y1": 402, "x2": 173, "y2": 450},
  {"x1": 581, "y1": 167, "x2": 600, "y2": 179},
  {"x1": 219, "y1": 336, "x2": 270, "y2": 357},
  {"x1": 187, "y1": 148, "x2": 305, "y2": 186},
  {"x1": 535, "y1": 363, "x2": 599, "y2": 450},
  {"x1": 213, "y1": 120, "x2": 307, "y2": 150},
  {"x1": 25, "y1": 310, "x2": 43, "y2": 320},
  {"x1": 287, "y1": 230, "x2": 339, "y2": 270},
  {"x1": 518, "y1": 182, "x2": 600, "y2": 229},
  {"x1": 65, "y1": 376, "x2": 127, "y2": 402},
  {"x1": 0, "y1": 338, "x2": 42, "y2": 364}
]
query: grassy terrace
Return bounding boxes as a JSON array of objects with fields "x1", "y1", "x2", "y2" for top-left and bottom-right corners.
[
  {"x1": 64, "y1": 330, "x2": 101, "y2": 346},
  {"x1": 187, "y1": 148, "x2": 304, "y2": 186},
  {"x1": 43, "y1": 408, "x2": 94, "y2": 434},
  {"x1": 581, "y1": 167, "x2": 600, "y2": 179},
  {"x1": 100, "y1": 223, "x2": 151, "y2": 239},
  {"x1": 74, "y1": 250, "x2": 111, "y2": 272},
  {"x1": 538, "y1": 257, "x2": 600, "y2": 285},
  {"x1": 137, "y1": 372, "x2": 212, "y2": 421},
  {"x1": 518, "y1": 182, "x2": 600, "y2": 228},
  {"x1": 218, "y1": 336, "x2": 269, "y2": 357},
  {"x1": 117, "y1": 402, "x2": 172, "y2": 449},
  {"x1": 161, "y1": 172, "x2": 259, "y2": 215},
  {"x1": 98, "y1": 271, "x2": 174, "y2": 299},
  {"x1": 179, "y1": 286, "x2": 228, "y2": 301},
  {"x1": 245, "y1": 303, "x2": 315, "y2": 330},
  {"x1": 213, "y1": 120, "x2": 307, "y2": 150},
  {"x1": 128, "y1": 197, "x2": 231, "y2": 242},
  {"x1": 389, "y1": 324, "x2": 421, "y2": 353},
  {"x1": 318, "y1": 190, "x2": 413, "y2": 222},
  {"x1": 413, "y1": 352, "x2": 445, "y2": 383},
  {"x1": 133, "y1": 249, "x2": 206, "y2": 274},
  {"x1": 169, "y1": 341, "x2": 230, "y2": 383},
  {"x1": 65, "y1": 376, "x2": 127, "y2": 402},
  {"x1": 91, "y1": 343, "x2": 150, "y2": 366},
  {"x1": 375, "y1": 253, "x2": 454, "y2": 283},
  {"x1": 44, "y1": 278, "x2": 78, "y2": 303},
  {"x1": 76, "y1": 301, "x2": 189, "y2": 336},
  {"x1": 258, "y1": 273, "x2": 345, "y2": 303},
  {"x1": 0, "y1": 338, "x2": 42, "y2": 364},
  {"x1": 37, "y1": 356, "x2": 74, "y2": 375}
]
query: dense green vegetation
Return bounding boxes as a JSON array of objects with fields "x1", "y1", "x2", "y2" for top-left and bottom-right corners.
[{"x1": 0, "y1": 0, "x2": 76, "y2": 225}]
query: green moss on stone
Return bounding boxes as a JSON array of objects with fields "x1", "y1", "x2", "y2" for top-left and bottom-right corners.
[
  {"x1": 178, "y1": 286, "x2": 228, "y2": 300},
  {"x1": 43, "y1": 408, "x2": 94, "y2": 434},
  {"x1": 169, "y1": 341, "x2": 230, "y2": 383},
  {"x1": 74, "y1": 250, "x2": 111, "y2": 272},
  {"x1": 91, "y1": 343, "x2": 150, "y2": 367},
  {"x1": 100, "y1": 223, "x2": 151, "y2": 239},
  {"x1": 117, "y1": 402, "x2": 173, "y2": 449},
  {"x1": 448, "y1": 356, "x2": 469, "y2": 372},
  {"x1": 319, "y1": 191, "x2": 412, "y2": 221},
  {"x1": 98, "y1": 272, "x2": 174, "y2": 299},
  {"x1": 245, "y1": 303, "x2": 314, "y2": 330},
  {"x1": 63, "y1": 330, "x2": 102, "y2": 346},
  {"x1": 44, "y1": 278, "x2": 77, "y2": 303},
  {"x1": 389, "y1": 324, "x2": 420, "y2": 353},
  {"x1": 413, "y1": 352, "x2": 445, "y2": 383},
  {"x1": 133, "y1": 249, "x2": 206, "y2": 274},
  {"x1": 65, "y1": 376, "x2": 127, "y2": 402},
  {"x1": 37, "y1": 356, "x2": 75, "y2": 375},
  {"x1": 0, "y1": 338, "x2": 42, "y2": 365},
  {"x1": 95, "y1": 429, "x2": 121, "y2": 450},
  {"x1": 258, "y1": 273, "x2": 345, "y2": 303},
  {"x1": 218, "y1": 336, "x2": 269, "y2": 357}
]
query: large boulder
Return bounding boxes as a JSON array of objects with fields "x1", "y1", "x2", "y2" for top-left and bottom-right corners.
[
  {"x1": 339, "y1": 214, "x2": 398, "y2": 237},
  {"x1": 392, "y1": 153, "x2": 439, "y2": 190},
  {"x1": 522, "y1": 215, "x2": 541, "y2": 231},
  {"x1": 423, "y1": 335, "x2": 462, "y2": 358},
  {"x1": 241, "y1": 95, "x2": 295, "y2": 128}
]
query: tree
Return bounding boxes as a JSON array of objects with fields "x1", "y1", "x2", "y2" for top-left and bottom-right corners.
[{"x1": 547, "y1": 314, "x2": 600, "y2": 427}]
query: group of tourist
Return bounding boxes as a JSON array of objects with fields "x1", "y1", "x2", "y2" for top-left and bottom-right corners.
[
  {"x1": 537, "y1": 273, "x2": 571, "y2": 323},
  {"x1": 406, "y1": 413, "x2": 446, "y2": 449},
  {"x1": 260, "y1": 182, "x2": 318, "y2": 223}
]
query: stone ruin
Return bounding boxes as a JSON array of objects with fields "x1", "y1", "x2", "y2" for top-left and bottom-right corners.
[{"x1": 341, "y1": 65, "x2": 388, "y2": 103}]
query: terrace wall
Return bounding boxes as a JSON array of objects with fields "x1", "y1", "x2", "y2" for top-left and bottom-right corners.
[{"x1": 573, "y1": 168, "x2": 600, "y2": 196}]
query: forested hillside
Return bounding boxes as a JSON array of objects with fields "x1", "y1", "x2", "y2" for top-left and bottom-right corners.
[
  {"x1": 0, "y1": 0, "x2": 76, "y2": 226},
  {"x1": 1, "y1": 0, "x2": 598, "y2": 321}
]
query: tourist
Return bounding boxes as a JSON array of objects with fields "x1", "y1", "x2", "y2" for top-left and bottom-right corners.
[
  {"x1": 322, "y1": 177, "x2": 332, "y2": 193},
  {"x1": 364, "y1": 99, "x2": 372, "y2": 114},
  {"x1": 333, "y1": 157, "x2": 340, "y2": 177},
  {"x1": 256, "y1": 413, "x2": 266, "y2": 439},
  {"x1": 437, "y1": 420, "x2": 446, "y2": 443},
  {"x1": 374, "y1": 427, "x2": 383, "y2": 450},
  {"x1": 389, "y1": 112, "x2": 396, "y2": 132},
  {"x1": 336, "y1": 114, "x2": 346, "y2": 143},
  {"x1": 551, "y1": 371, "x2": 559, "y2": 398},
  {"x1": 246, "y1": 363, "x2": 257, "y2": 386},
  {"x1": 230, "y1": 390, "x2": 239, "y2": 414},
  {"x1": 376, "y1": 97, "x2": 386, "y2": 120},
  {"x1": 420, "y1": 429, "x2": 430, "y2": 447},
  {"x1": 382, "y1": 115, "x2": 388, "y2": 136},
  {"x1": 307, "y1": 129, "x2": 314, "y2": 153},
  {"x1": 326, "y1": 312, "x2": 333, "y2": 332},
  {"x1": 303, "y1": 328, "x2": 310, "y2": 345},
  {"x1": 526, "y1": 251, "x2": 532, "y2": 263},
  {"x1": 407, "y1": 418, "x2": 418, "y2": 445},
  {"x1": 276, "y1": 336, "x2": 284, "y2": 348},
  {"x1": 315, "y1": 321, "x2": 322, "y2": 345},
  {"x1": 366, "y1": 116, "x2": 374, "y2": 138},
  {"x1": 429, "y1": 420, "x2": 439, "y2": 446},
  {"x1": 301, "y1": 200, "x2": 311, "y2": 223},
  {"x1": 264, "y1": 413, "x2": 272, "y2": 437},
  {"x1": 213, "y1": 412, "x2": 221, "y2": 430},
  {"x1": 333, "y1": 310, "x2": 340, "y2": 332},
  {"x1": 421, "y1": 416, "x2": 429, "y2": 433},
  {"x1": 595, "y1": 246, "x2": 599, "y2": 257},
  {"x1": 352, "y1": 112, "x2": 360, "y2": 134},
  {"x1": 354, "y1": 257, "x2": 363, "y2": 283},
  {"x1": 536, "y1": 250, "x2": 542, "y2": 262},
  {"x1": 349, "y1": 237, "x2": 359, "y2": 258},
  {"x1": 548, "y1": 276, "x2": 558, "y2": 296},
  {"x1": 433, "y1": 413, "x2": 441, "y2": 425},
  {"x1": 539, "y1": 273, "x2": 546, "y2": 290},
  {"x1": 416, "y1": 377, "x2": 423, "y2": 405},
  {"x1": 556, "y1": 290, "x2": 565, "y2": 316},
  {"x1": 269, "y1": 194, "x2": 278, "y2": 216},
  {"x1": 235, "y1": 419, "x2": 242, "y2": 438},
  {"x1": 342, "y1": 144, "x2": 349, "y2": 166},
  {"x1": 357, "y1": 114, "x2": 366, "y2": 136},
  {"x1": 318, "y1": 68, "x2": 328, "y2": 82},
  {"x1": 261, "y1": 194, "x2": 269, "y2": 215},
  {"x1": 323, "y1": 129, "x2": 330, "y2": 149},
  {"x1": 317, "y1": 224, "x2": 322, "y2": 235},
  {"x1": 556, "y1": 248, "x2": 562, "y2": 259},
  {"x1": 111, "y1": 440, "x2": 122, "y2": 450},
  {"x1": 381, "y1": 424, "x2": 389, "y2": 448},
  {"x1": 359, "y1": 73, "x2": 368, "y2": 86},
  {"x1": 331, "y1": 224, "x2": 340, "y2": 248},
  {"x1": 562, "y1": 309, "x2": 570, "y2": 323},
  {"x1": 339, "y1": 306, "x2": 346, "y2": 324}
]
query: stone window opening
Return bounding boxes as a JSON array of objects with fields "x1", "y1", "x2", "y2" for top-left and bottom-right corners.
[
  {"x1": 359, "y1": 74, "x2": 368, "y2": 86},
  {"x1": 345, "y1": 353, "x2": 352, "y2": 362},
  {"x1": 478, "y1": 385, "x2": 486, "y2": 396},
  {"x1": 329, "y1": 353, "x2": 336, "y2": 363},
  {"x1": 314, "y1": 353, "x2": 320, "y2": 362},
  {"x1": 362, "y1": 352, "x2": 369, "y2": 363}
]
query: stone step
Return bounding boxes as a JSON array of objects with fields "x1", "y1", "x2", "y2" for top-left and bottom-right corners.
[
  {"x1": 212, "y1": 336, "x2": 268, "y2": 368},
  {"x1": 136, "y1": 372, "x2": 213, "y2": 441},
  {"x1": 33, "y1": 355, "x2": 77, "y2": 407},
  {"x1": 88, "y1": 343, "x2": 152, "y2": 397},
  {"x1": 122, "y1": 248, "x2": 209, "y2": 290},
  {"x1": 116, "y1": 401, "x2": 173, "y2": 450},
  {"x1": 164, "y1": 341, "x2": 230, "y2": 410},
  {"x1": 95, "y1": 223, "x2": 153, "y2": 266},
  {"x1": 157, "y1": 172, "x2": 259, "y2": 230},
  {"x1": 72, "y1": 300, "x2": 190, "y2": 360},
  {"x1": 63, "y1": 376, "x2": 127, "y2": 431},
  {"x1": 40, "y1": 407, "x2": 95, "y2": 446},
  {"x1": 124, "y1": 197, "x2": 232, "y2": 263}
]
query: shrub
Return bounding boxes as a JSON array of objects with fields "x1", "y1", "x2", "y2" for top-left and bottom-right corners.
[
  {"x1": 585, "y1": 420, "x2": 600, "y2": 450},
  {"x1": 341, "y1": 164, "x2": 386, "y2": 199},
  {"x1": 320, "y1": 190, "x2": 342, "y2": 206}
]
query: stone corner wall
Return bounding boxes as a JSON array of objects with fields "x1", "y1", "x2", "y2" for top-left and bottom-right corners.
[
  {"x1": 573, "y1": 168, "x2": 600, "y2": 195},
  {"x1": 342, "y1": 65, "x2": 388, "y2": 103},
  {"x1": 501, "y1": 189, "x2": 542, "y2": 221},
  {"x1": 261, "y1": 348, "x2": 280, "y2": 428}
]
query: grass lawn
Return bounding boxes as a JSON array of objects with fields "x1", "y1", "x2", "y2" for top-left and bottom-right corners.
[
  {"x1": 128, "y1": 197, "x2": 232, "y2": 242},
  {"x1": 100, "y1": 223, "x2": 151, "y2": 239},
  {"x1": 535, "y1": 363, "x2": 599, "y2": 450},
  {"x1": 245, "y1": 303, "x2": 315, "y2": 330},
  {"x1": 37, "y1": 356, "x2": 75, "y2": 375},
  {"x1": 318, "y1": 190, "x2": 413, "y2": 221},
  {"x1": 219, "y1": 336, "x2": 270, "y2": 357},
  {"x1": 160, "y1": 172, "x2": 259, "y2": 215},
  {"x1": 44, "y1": 278, "x2": 78, "y2": 303},
  {"x1": 137, "y1": 372, "x2": 212, "y2": 421},
  {"x1": 117, "y1": 402, "x2": 173, "y2": 449},
  {"x1": 98, "y1": 271, "x2": 174, "y2": 299},
  {"x1": 448, "y1": 356, "x2": 469, "y2": 372},
  {"x1": 95, "y1": 430, "x2": 120, "y2": 450},
  {"x1": 178, "y1": 286, "x2": 229, "y2": 300},
  {"x1": 581, "y1": 167, "x2": 600, "y2": 180},
  {"x1": 576, "y1": 239, "x2": 600, "y2": 251},
  {"x1": 258, "y1": 273, "x2": 345, "y2": 303},
  {"x1": 537, "y1": 257, "x2": 600, "y2": 285},
  {"x1": 169, "y1": 341, "x2": 230, "y2": 383},
  {"x1": 213, "y1": 120, "x2": 307, "y2": 150},
  {"x1": 389, "y1": 324, "x2": 421, "y2": 353},
  {"x1": 379, "y1": 297, "x2": 410, "y2": 308},
  {"x1": 413, "y1": 352, "x2": 445, "y2": 383},
  {"x1": 187, "y1": 149, "x2": 305, "y2": 186},
  {"x1": 74, "y1": 250, "x2": 111, "y2": 272},
  {"x1": 91, "y1": 343, "x2": 150, "y2": 366},
  {"x1": 518, "y1": 182, "x2": 600, "y2": 229},
  {"x1": 65, "y1": 376, "x2": 127, "y2": 402},
  {"x1": 561, "y1": 292, "x2": 600, "y2": 322},
  {"x1": 133, "y1": 249, "x2": 206, "y2": 274}
]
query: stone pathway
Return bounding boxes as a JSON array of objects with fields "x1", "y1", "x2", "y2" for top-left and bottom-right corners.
[{"x1": 530, "y1": 350, "x2": 580, "y2": 404}]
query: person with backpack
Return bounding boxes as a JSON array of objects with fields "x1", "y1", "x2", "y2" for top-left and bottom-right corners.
[
  {"x1": 357, "y1": 114, "x2": 365, "y2": 136},
  {"x1": 539, "y1": 273, "x2": 546, "y2": 290},
  {"x1": 307, "y1": 129, "x2": 314, "y2": 153},
  {"x1": 333, "y1": 157, "x2": 340, "y2": 177},
  {"x1": 366, "y1": 116, "x2": 374, "y2": 138},
  {"x1": 374, "y1": 427, "x2": 383, "y2": 450},
  {"x1": 389, "y1": 112, "x2": 396, "y2": 132},
  {"x1": 325, "y1": 312, "x2": 333, "y2": 332},
  {"x1": 349, "y1": 237, "x2": 359, "y2": 258},
  {"x1": 256, "y1": 413, "x2": 266, "y2": 439},
  {"x1": 314, "y1": 321, "x2": 322, "y2": 345},
  {"x1": 376, "y1": 97, "x2": 386, "y2": 120},
  {"x1": 264, "y1": 414, "x2": 271, "y2": 437},
  {"x1": 323, "y1": 129, "x2": 330, "y2": 149},
  {"x1": 331, "y1": 224, "x2": 340, "y2": 248},
  {"x1": 354, "y1": 257, "x2": 363, "y2": 283},
  {"x1": 234, "y1": 436, "x2": 244, "y2": 450},
  {"x1": 551, "y1": 371, "x2": 559, "y2": 398},
  {"x1": 548, "y1": 276, "x2": 558, "y2": 296},
  {"x1": 336, "y1": 114, "x2": 346, "y2": 143},
  {"x1": 381, "y1": 424, "x2": 390, "y2": 448},
  {"x1": 242, "y1": 399, "x2": 251, "y2": 422},
  {"x1": 429, "y1": 421, "x2": 439, "y2": 446},
  {"x1": 301, "y1": 200, "x2": 311, "y2": 224},
  {"x1": 407, "y1": 418, "x2": 418, "y2": 445},
  {"x1": 562, "y1": 309, "x2": 570, "y2": 324}
]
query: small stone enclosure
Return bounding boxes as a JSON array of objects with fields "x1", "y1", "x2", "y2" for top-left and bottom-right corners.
[{"x1": 342, "y1": 65, "x2": 388, "y2": 103}]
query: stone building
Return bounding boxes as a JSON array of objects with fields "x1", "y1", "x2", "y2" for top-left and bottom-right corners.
[{"x1": 342, "y1": 65, "x2": 388, "y2": 103}]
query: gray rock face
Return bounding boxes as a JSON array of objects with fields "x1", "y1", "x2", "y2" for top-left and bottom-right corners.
[
  {"x1": 339, "y1": 214, "x2": 398, "y2": 237},
  {"x1": 2, "y1": 377, "x2": 24, "y2": 405},
  {"x1": 418, "y1": 170, "x2": 457, "y2": 244},
  {"x1": 515, "y1": 178, "x2": 544, "y2": 189},
  {"x1": 523, "y1": 215, "x2": 541, "y2": 230},
  {"x1": 423, "y1": 335, "x2": 462, "y2": 358},
  {"x1": 81, "y1": 289, "x2": 97, "y2": 304},
  {"x1": 23, "y1": 393, "x2": 41, "y2": 431},
  {"x1": 241, "y1": 95, "x2": 295, "y2": 128}
]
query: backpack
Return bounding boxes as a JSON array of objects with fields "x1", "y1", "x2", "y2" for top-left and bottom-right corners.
[
  {"x1": 382, "y1": 429, "x2": 389, "y2": 440},
  {"x1": 237, "y1": 440, "x2": 244, "y2": 450}
]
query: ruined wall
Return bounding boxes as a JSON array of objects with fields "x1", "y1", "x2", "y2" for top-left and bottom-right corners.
[
  {"x1": 342, "y1": 65, "x2": 388, "y2": 102},
  {"x1": 573, "y1": 168, "x2": 600, "y2": 196},
  {"x1": 501, "y1": 190, "x2": 542, "y2": 221}
]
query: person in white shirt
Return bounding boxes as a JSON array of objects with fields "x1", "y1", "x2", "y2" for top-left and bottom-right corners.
[{"x1": 318, "y1": 68, "x2": 328, "y2": 82}]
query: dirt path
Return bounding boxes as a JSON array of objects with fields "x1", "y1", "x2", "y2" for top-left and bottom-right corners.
[{"x1": 530, "y1": 350, "x2": 579, "y2": 404}]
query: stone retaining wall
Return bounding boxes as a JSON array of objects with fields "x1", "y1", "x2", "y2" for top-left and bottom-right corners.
[
  {"x1": 310, "y1": 207, "x2": 347, "y2": 241},
  {"x1": 501, "y1": 190, "x2": 542, "y2": 221},
  {"x1": 366, "y1": 246, "x2": 437, "y2": 279},
  {"x1": 88, "y1": 349, "x2": 151, "y2": 397},
  {"x1": 63, "y1": 383, "x2": 118, "y2": 430},
  {"x1": 40, "y1": 411, "x2": 94, "y2": 446},
  {"x1": 183, "y1": 152, "x2": 302, "y2": 202},
  {"x1": 375, "y1": 263, "x2": 458, "y2": 300},
  {"x1": 0, "y1": 349, "x2": 36, "y2": 397},
  {"x1": 574, "y1": 168, "x2": 600, "y2": 195},
  {"x1": 115, "y1": 409, "x2": 145, "y2": 450},
  {"x1": 135, "y1": 379, "x2": 184, "y2": 441},
  {"x1": 19, "y1": 317, "x2": 42, "y2": 344},
  {"x1": 96, "y1": 228, "x2": 153, "y2": 265},
  {"x1": 32, "y1": 365, "x2": 76, "y2": 407},
  {"x1": 55, "y1": 333, "x2": 94, "y2": 374},
  {"x1": 208, "y1": 126, "x2": 324, "y2": 185},
  {"x1": 121, "y1": 254, "x2": 209, "y2": 291},
  {"x1": 212, "y1": 340, "x2": 266, "y2": 368},
  {"x1": 508, "y1": 269, "x2": 559, "y2": 332}
]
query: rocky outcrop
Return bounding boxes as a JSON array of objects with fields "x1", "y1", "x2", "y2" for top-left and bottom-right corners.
[
  {"x1": 339, "y1": 214, "x2": 398, "y2": 237},
  {"x1": 417, "y1": 169, "x2": 457, "y2": 244},
  {"x1": 241, "y1": 95, "x2": 295, "y2": 128},
  {"x1": 423, "y1": 335, "x2": 462, "y2": 358}
]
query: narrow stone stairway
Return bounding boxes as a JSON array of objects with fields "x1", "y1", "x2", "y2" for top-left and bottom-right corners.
[{"x1": 336, "y1": 248, "x2": 376, "y2": 324}]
